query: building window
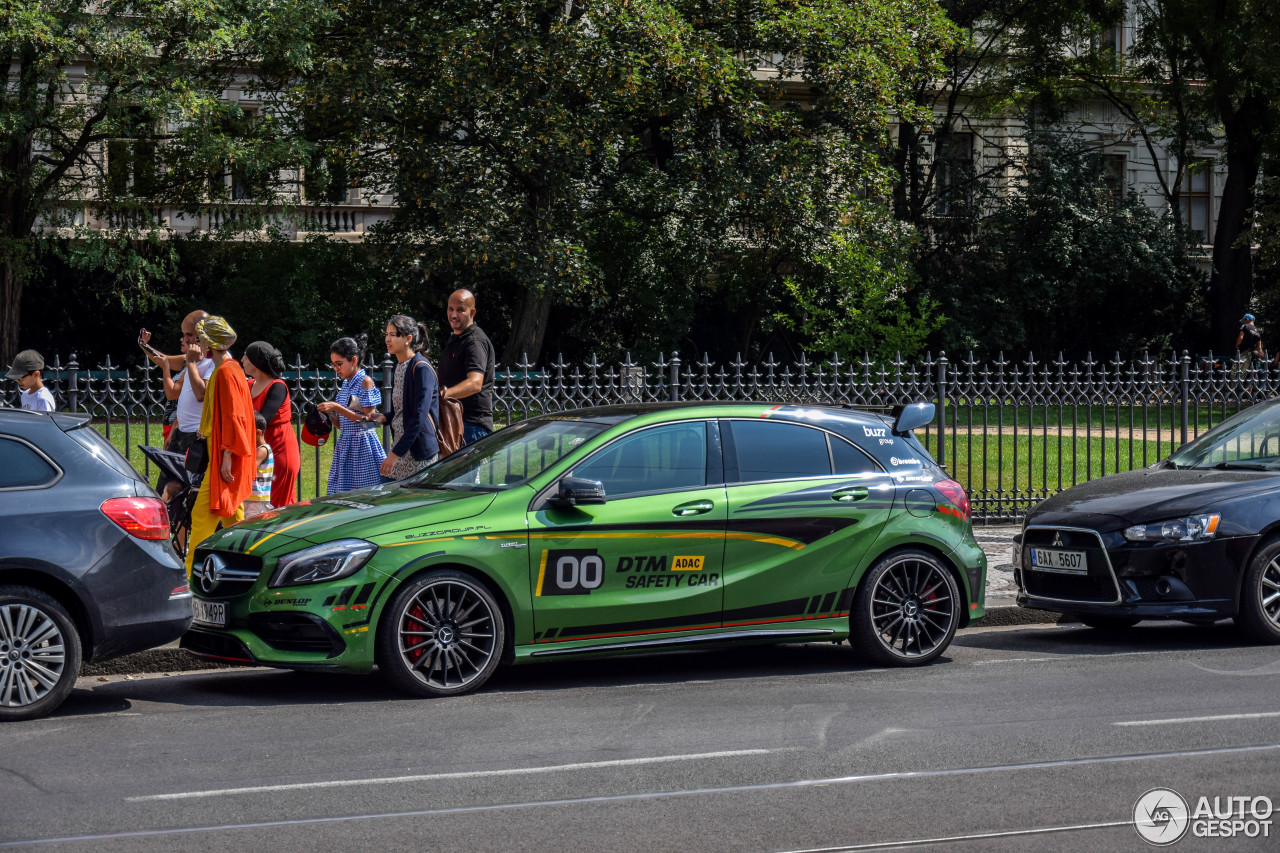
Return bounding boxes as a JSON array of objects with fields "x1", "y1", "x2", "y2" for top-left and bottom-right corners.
[
  {"x1": 303, "y1": 152, "x2": 349, "y2": 204},
  {"x1": 1102, "y1": 154, "x2": 1126, "y2": 205},
  {"x1": 934, "y1": 131, "x2": 973, "y2": 216},
  {"x1": 106, "y1": 139, "x2": 158, "y2": 197},
  {"x1": 1181, "y1": 161, "x2": 1212, "y2": 243},
  {"x1": 1098, "y1": 25, "x2": 1124, "y2": 69}
]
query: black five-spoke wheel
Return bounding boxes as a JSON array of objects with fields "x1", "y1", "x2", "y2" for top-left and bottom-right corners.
[
  {"x1": 0, "y1": 586, "x2": 82, "y2": 721},
  {"x1": 376, "y1": 570, "x2": 505, "y2": 697},
  {"x1": 850, "y1": 550, "x2": 961, "y2": 666}
]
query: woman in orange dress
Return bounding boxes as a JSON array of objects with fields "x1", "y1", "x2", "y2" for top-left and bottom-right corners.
[{"x1": 242, "y1": 341, "x2": 300, "y2": 508}]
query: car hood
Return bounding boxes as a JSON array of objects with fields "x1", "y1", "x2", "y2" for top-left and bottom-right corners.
[
  {"x1": 226, "y1": 486, "x2": 499, "y2": 547},
  {"x1": 1028, "y1": 467, "x2": 1279, "y2": 530}
]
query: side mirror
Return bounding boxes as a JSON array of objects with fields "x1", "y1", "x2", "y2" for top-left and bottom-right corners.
[
  {"x1": 892, "y1": 402, "x2": 936, "y2": 435},
  {"x1": 549, "y1": 476, "x2": 607, "y2": 508}
]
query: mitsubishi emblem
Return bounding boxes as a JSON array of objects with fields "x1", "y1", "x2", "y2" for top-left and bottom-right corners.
[{"x1": 1052, "y1": 532, "x2": 1064, "y2": 548}]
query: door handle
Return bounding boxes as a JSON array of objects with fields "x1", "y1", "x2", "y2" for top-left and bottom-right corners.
[
  {"x1": 832, "y1": 486, "x2": 869, "y2": 503},
  {"x1": 673, "y1": 499, "x2": 714, "y2": 517}
]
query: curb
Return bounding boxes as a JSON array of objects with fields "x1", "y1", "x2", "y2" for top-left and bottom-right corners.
[{"x1": 81, "y1": 605, "x2": 1063, "y2": 677}]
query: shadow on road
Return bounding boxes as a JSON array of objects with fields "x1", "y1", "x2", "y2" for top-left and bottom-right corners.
[
  {"x1": 58, "y1": 641, "x2": 898, "y2": 717},
  {"x1": 955, "y1": 620, "x2": 1259, "y2": 656}
]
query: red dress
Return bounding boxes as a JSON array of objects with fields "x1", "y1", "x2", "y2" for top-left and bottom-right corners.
[{"x1": 252, "y1": 378, "x2": 301, "y2": 507}]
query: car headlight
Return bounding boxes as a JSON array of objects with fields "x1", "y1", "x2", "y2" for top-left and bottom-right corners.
[
  {"x1": 1123, "y1": 514, "x2": 1220, "y2": 542},
  {"x1": 269, "y1": 539, "x2": 378, "y2": 588}
]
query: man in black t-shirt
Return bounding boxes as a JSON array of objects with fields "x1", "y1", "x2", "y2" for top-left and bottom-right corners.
[
  {"x1": 440, "y1": 288, "x2": 497, "y2": 444},
  {"x1": 1237, "y1": 313, "x2": 1264, "y2": 369}
]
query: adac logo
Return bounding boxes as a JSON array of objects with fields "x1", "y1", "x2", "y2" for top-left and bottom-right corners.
[
  {"x1": 194, "y1": 554, "x2": 224, "y2": 594},
  {"x1": 1134, "y1": 788, "x2": 1191, "y2": 846}
]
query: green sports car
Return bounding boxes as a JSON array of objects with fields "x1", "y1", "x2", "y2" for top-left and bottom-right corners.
[{"x1": 183, "y1": 402, "x2": 986, "y2": 696}]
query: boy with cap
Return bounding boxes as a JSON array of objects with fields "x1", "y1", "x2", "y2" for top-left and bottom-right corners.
[{"x1": 7, "y1": 349, "x2": 56, "y2": 412}]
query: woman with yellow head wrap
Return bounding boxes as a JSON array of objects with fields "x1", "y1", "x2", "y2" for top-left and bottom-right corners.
[{"x1": 186, "y1": 316, "x2": 256, "y2": 572}]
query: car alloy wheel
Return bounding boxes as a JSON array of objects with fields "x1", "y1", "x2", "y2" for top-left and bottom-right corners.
[
  {"x1": 0, "y1": 586, "x2": 82, "y2": 722},
  {"x1": 376, "y1": 570, "x2": 504, "y2": 697},
  {"x1": 850, "y1": 550, "x2": 960, "y2": 666},
  {"x1": 1238, "y1": 537, "x2": 1280, "y2": 644}
]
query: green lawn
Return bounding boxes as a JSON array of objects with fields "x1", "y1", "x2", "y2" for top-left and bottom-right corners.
[
  {"x1": 98, "y1": 423, "x2": 336, "y2": 500},
  {"x1": 923, "y1": 432, "x2": 1180, "y2": 497}
]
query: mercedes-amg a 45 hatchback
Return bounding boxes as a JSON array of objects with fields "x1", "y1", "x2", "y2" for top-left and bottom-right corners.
[{"x1": 184, "y1": 402, "x2": 986, "y2": 697}]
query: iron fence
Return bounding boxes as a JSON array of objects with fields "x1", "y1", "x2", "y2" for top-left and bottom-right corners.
[{"x1": 3, "y1": 350, "x2": 1274, "y2": 521}]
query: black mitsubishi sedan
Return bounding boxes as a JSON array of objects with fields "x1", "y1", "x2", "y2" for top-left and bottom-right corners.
[{"x1": 1014, "y1": 398, "x2": 1280, "y2": 642}]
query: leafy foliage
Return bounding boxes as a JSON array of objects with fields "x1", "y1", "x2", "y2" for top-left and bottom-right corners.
[
  {"x1": 931, "y1": 133, "x2": 1204, "y2": 357},
  {"x1": 301, "y1": 0, "x2": 955, "y2": 362},
  {"x1": 0, "y1": 0, "x2": 331, "y2": 360}
]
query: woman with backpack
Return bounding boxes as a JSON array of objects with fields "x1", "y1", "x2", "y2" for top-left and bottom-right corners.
[{"x1": 369, "y1": 314, "x2": 439, "y2": 481}]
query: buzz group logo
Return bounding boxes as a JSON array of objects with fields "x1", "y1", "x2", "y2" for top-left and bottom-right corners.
[{"x1": 1133, "y1": 787, "x2": 1274, "y2": 845}]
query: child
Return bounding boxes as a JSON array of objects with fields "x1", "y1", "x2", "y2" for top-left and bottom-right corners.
[
  {"x1": 6, "y1": 349, "x2": 56, "y2": 412},
  {"x1": 318, "y1": 334, "x2": 386, "y2": 493},
  {"x1": 243, "y1": 411, "x2": 274, "y2": 518}
]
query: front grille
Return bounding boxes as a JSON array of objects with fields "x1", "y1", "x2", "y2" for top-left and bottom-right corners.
[
  {"x1": 190, "y1": 549, "x2": 264, "y2": 599},
  {"x1": 248, "y1": 613, "x2": 346, "y2": 657},
  {"x1": 1021, "y1": 526, "x2": 1121, "y2": 604},
  {"x1": 181, "y1": 628, "x2": 255, "y2": 663}
]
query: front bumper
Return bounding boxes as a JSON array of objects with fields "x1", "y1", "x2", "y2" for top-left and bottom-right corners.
[
  {"x1": 182, "y1": 546, "x2": 385, "y2": 672},
  {"x1": 1014, "y1": 525, "x2": 1253, "y2": 620}
]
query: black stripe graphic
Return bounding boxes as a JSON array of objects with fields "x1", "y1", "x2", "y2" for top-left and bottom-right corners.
[
  {"x1": 335, "y1": 586, "x2": 356, "y2": 606},
  {"x1": 836, "y1": 587, "x2": 855, "y2": 612},
  {"x1": 353, "y1": 583, "x2": 375, "y2": 605},
  {"x1": 726, "y1": 517, "x2": 858, "y2": 545},
  {"x1": 819, "y1": 592, "x2": 837, "y2": 613}
]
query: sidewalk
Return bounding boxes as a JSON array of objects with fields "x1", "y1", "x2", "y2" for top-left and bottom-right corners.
[{"x1": 83, "y1": 525, "x2": 1045, "y2": 677}]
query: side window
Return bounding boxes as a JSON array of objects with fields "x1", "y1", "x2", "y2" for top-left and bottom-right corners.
[
  {"x1": 0, "y1": 437, "x2": 59, "y2": 489},
  {"x1": 727, "y1": 421, "x2": 831, "y2": 481},
  {"x1": 571, "y1": 422, "x2": 707, "y2": 498},
  {"x1": 831, "y1": 436, "x2": 881, "y2": 474}
]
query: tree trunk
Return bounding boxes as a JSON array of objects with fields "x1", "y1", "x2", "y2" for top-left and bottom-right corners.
[
  {"x1": 1208, "y1": 111, "x2": 1264, "y2": 354},
  {"x1": 0, "y1": 260, "x2": 20, "y2": 367},
  {"x1": 501, "y1": 285, "x2": 554, "y2": 367}
]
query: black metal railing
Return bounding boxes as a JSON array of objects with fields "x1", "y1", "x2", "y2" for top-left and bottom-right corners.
[{"x1": 3, "y1": 350, "x2": 1271, "y2": 521}]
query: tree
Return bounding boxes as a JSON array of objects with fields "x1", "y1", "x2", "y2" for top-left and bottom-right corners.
[
  {"x1": 301, "y1": 0, "x2": 955, "y2": 364},
  {"x1": 0, "y1": 0, "x2": 326, "y2": 363},
  {"x1": 1000, "y1": 0, "x2": 1280, "y2": 350},
  {"x1": 932, "y1": 133, "x2": 1203, "y2": 356}
]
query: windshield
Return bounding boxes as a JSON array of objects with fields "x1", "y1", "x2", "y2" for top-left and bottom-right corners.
[
  {"x1": 403, "y1": 417, "x2": 608, "y2": 491},
  {"x1": 1168, "y1": 399, "x2": 1280, "y2": 469}
]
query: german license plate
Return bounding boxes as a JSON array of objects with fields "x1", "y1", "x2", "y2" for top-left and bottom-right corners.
[
  {"x1": 192, "y1": 598, "x2": 227, "y2": 627},
  {"x1": 1029, "y1": 547, "x2": 1088, "y2": 575}
]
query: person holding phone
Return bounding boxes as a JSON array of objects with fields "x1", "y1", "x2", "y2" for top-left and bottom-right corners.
[{"x1": 139, "y1": 310, "x2": 213, "y2": 497}]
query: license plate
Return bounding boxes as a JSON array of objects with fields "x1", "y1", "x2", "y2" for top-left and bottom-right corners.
[
  {"x1": 1029, "y1": 547, "x2": 1088, "y2": 575},
  {"x1": 192, "y1": 598, "x2": 227, "y2": 627}
]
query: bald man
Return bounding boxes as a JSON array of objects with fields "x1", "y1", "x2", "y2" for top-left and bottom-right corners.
[
  {"x1": 440, "y1": 289, "x2": 496, "y2": 444},
  {"x1": 139, "y1": 309, "x2": 215, "y2": 491}
]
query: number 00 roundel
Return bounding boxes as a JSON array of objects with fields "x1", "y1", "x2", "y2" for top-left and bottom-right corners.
[{"x1": 538, "y1": 549, "x2": 605, "y2": 596}]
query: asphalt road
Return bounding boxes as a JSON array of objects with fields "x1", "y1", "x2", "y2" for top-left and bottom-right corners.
[{"x1": 3, "y1": 620, "x2": 1278, "y2": 852}]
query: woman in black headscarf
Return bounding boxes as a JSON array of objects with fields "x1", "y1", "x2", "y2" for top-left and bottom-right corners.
[{"x1": 242, "y1": 341, "x2": 300, "y2": 507}]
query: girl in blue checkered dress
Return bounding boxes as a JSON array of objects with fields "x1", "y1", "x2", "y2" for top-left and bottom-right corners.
[{"x1": 319, "y1": 334, "x2": 386, "y2": 494}]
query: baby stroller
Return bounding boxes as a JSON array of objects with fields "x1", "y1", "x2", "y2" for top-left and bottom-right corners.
[{"x1": 140, "y1": 445, "x2": 200, "y2": 558}]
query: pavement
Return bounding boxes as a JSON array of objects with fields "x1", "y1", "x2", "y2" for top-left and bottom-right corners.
[{"x1": 83, "y1": 525, "x2": 1053, "y2": 677}]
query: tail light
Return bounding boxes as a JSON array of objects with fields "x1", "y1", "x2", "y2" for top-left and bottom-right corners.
[
  {"x1": 935, "y1": 479, "x2": 970, "y2": 520},
  {"x1": 101, "y1": 496, "x2": 170, "y2": 540}
]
